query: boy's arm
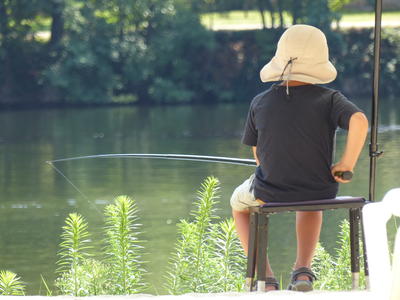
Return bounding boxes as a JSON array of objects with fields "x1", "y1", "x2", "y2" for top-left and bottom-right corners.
[
  {"x1": 331, "y1": 112, "x2": 369, "y2": 183},
  {"x1": 252, "y1": 146, "x2": 260, "y2": 166}
]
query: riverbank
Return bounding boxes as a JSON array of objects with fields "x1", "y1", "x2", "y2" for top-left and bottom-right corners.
[{"x1": 0, "y1": 291, "x2": 379, "y2": 299}]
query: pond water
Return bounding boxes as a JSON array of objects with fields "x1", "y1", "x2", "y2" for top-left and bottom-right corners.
[{"x1": 0, "y1": 98, "x2": 399, "y2": 294}]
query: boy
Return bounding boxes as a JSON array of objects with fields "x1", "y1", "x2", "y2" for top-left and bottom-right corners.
[{"x1": 230, "y1": 25, "x2": 369, "y2": 291}]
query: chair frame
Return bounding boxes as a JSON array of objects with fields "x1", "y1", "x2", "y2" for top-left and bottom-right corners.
[{"x1": 245, "y1": 197, "x2": 370, "y2": 292}]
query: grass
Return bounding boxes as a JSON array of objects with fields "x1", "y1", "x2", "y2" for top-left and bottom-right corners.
[
  {"x1": 201, "y1": 10, "x2": 400, "y2": 29},
  {"x1": 341, "y1": 10, "x2": 400, "y2": 22},
  {"x1": 201, "y1": 10, "x2": 291, "y2": 28}
]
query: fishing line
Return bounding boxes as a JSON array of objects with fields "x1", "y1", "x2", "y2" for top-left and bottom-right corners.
[
  {"x1": 46, "y1": 161, "x2": 102, "y2": 214},
  {"x1": 46, "y1": 153, "x2": 256, "y2": 215}
]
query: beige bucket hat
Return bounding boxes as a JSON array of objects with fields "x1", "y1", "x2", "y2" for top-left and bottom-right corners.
[{"x1": 260, "y1": 24, "x2": 337, "y2": 84}]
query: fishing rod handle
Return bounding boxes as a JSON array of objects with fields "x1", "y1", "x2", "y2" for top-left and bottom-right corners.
[{"x1": 334, "y1": 171, "x2": 353, "y2": 181}]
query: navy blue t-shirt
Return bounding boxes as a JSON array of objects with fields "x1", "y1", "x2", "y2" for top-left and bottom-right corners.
[{"x1": 241, "y1": 84, "x2": 363, "y2": 203}]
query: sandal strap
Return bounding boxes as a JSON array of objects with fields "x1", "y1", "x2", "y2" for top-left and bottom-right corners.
[
  {"x1": 265, "y1": 277, "x2": 280, "y2": 289},
  {"x1": 291, "y1": 267, "x2": 317, "y2": 282}
]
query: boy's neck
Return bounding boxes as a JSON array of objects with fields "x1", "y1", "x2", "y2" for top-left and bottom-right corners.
[{"x1": 280, "y1": 80, "x2": 312, "y2": 87}]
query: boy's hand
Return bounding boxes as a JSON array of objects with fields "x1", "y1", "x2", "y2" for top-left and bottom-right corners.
[{"x1": 331, "y1": 163, "x2": 353, "y2": 183}]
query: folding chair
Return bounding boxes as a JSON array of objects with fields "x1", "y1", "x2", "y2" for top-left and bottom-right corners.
[{"x1": 246, "y1": 196, "x2": 370, "y2": 292}]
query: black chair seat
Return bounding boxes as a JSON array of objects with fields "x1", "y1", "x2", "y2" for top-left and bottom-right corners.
[{"x1": 251, "y1": 197, "x2": 369, "y2": 213}]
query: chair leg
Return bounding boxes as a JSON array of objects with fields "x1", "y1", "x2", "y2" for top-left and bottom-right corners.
[
  {"x1": 349, "y1": 208, "x2": 361, "y2": 290},
  {"x1": 256, "y1": 212, "x2": 269, "y2": 292},
  {"x1": 246, "y1": 211, "x2": 258, "y2": 291},
  {"x1": 360, "y1": 210, "x2": 370, "y2": 289}
]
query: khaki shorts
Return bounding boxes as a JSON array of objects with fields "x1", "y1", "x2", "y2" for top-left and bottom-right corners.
[{"x1": 230, "y1": 174, "x2": 265, "y2": 211}]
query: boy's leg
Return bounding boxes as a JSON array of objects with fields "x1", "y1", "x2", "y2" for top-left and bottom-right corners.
[
  {"x1": 231, "y1": 175, "x2": 276, "y2": 290},
  {"x1": 294, "y1": 210, "x2": 323, "y2": 280},
  {"x1": 232, "y1": 209, "x2": 275, "y2": 278}
]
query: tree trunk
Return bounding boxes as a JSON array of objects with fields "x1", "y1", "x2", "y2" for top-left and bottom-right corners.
[
  {"x1": 265, "y1": 0, "x2": 275, "y2": 28},
  {"x1": 0, "y1": 0, "x2": 13, "y2": 103},
  {"x1": 277, "y1": 0, "x2": 284, "y2": 28},
  {"x1": 0, "y1": 0, "x2": 9, "y2": 40},
  {"x1": 48, "y1": 0, "x2": 64, "y2": 48},
  {"x1": 291, "y1": 0, "x2": 300, "y2": 25},
  {"x1": 257, "y1": 0, "x2": 266, "y2": 29}
]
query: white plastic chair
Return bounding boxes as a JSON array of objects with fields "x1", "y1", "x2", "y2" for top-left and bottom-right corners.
[{"x1": 363, "y1": 188, "x2": 400, "y2": 300}]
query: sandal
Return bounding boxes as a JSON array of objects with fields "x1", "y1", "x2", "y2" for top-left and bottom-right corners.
[
  {"x1": 252, "y1": 277, "x2": 280, "y2": 291},
  {"x1": 287, "y1": 267, "x2": 316, "y2": 292},
  {"x1": 265, "y1": 277, "x2": 280, "y2": 291}
]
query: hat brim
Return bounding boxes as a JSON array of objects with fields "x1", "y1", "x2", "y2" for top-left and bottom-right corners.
[{"x1": 260, "y1": 56, "x2": 337, "y2": 84}]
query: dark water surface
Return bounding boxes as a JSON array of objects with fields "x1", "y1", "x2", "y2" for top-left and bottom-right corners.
[{"x1": 0, "y1": 99, "x2": 399, "y2": 294}]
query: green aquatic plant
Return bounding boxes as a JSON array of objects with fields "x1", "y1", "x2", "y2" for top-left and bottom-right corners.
[
  {"x1": 57, "y1": 213, "x2": 92, "y2": 272},
  {"x1": 165, "y1": 176, "x2": 245, "y2": 294},
  {"x1": 39, "y1": 274, "x2": 53, "y2": 296},
  {"x1": 55, "y1": 212, "x2": 92, "y2": 296},
  {"x1": 55, "y1": 197, "x2": 146, "y2": 296},
  {"x1": 312, "y1": 219, "x2": 366, "y2": 290},
  {"x1": 211, "y1": 218, "x2": 246, "y2": 292},
  {"x1": 189, "y1": 176, "x2": 220, "y2": 293},
  {"x1": 56, "y1": 258, "x2": 109, "y2": 296},
  {"x1": 104, "y1": 195, "x2": 146, "y2": 294},
  {"x1": 0, "y1": 270, "x2": 25, "y2": 295}
]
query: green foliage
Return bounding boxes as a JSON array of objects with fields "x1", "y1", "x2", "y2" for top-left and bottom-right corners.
[
  {"x1": 55, "y1": 212, "x2": 93, "y2": 296},
  {"x1": 57, "y1": 213, "x2": 92, "y2": 273},
  {"x1": 0, "y1": 270, "x2": 25, "y2": 295},
  {"x1": 56, "y1": 258, "x2": 109, "y2": 296},
  {"x1": 1, "y1": 0, "x2": 400, "y2": 105},
  {"x1": 55, "y1": 196, "x2": 145, "y2": 296},
  {"x1": 312, "y1": 219, "x2": 366, "y2": 290},
  {"x1": 43, "y1": 1, "x2": 118, "y2": 103},
  {"x1": 329, "y1": 0, "x2": 354, "y2": 12},
  {"x1": 40, "y1": 275, "x2": 53, "y2": 296},
  {"x1": 210, "y1": 219, "x2": 246, "y2": 292},
  {"x1": 104, "y1": 195, "x2": 146, "y2": 294},
  {"x1": 165, "y1": 176, "x2": 246, "y2": 294}
]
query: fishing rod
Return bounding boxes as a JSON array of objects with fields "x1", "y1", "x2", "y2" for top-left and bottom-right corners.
[
  {"x1": 47, "y1": 152, "x2": 351, "y2": 182},
  {"x1": 47, "y1": 153, "x2": 257, "y2": 167}
]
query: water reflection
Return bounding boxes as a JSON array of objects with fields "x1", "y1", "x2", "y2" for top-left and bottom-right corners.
[{"x1": 0, "y1": 99, "x2": 399, "y2": 294}]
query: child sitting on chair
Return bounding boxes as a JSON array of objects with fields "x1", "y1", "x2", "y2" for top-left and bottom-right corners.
[{"x1": 230, "y1": 24, "x2": 369, "y2": 292}]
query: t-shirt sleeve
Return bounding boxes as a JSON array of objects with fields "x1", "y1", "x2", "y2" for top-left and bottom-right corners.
[
  {"x1": 241, "y1": 101, "x2": 258, "y2": 146},
  {"x1": 330, "y1": 92, "x2": 363, "y2": 130}
]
